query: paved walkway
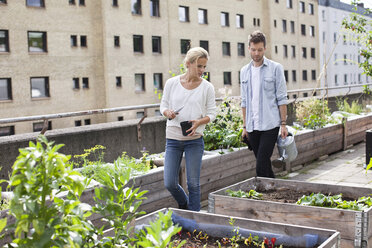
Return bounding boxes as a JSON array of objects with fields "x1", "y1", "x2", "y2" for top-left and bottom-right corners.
[{"x1": 283, "y1": 141, "x2": 372, "y2": 188}]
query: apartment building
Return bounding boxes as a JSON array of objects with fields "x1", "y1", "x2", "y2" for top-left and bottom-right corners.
[
  {"x1": 0, "y1": 0, "x2": 319, "y2": 135},
  {"x1": 318, "y1": 0, "x2": 371, "y2": 96}
]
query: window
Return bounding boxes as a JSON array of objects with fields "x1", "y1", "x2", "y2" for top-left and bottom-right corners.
[
  {"x1": 112, "y1": 0, "x2": 118, "y2": 6},
  {"x1": 303, "y1": 92, "x2": 308, "y2": 97},
  {"x1": 131, "y1": 0, "x2": 141, "y2": 15},
  {"x1": 310, "y1": 48, "x2": 315, "y2": 58},
  {"x1": 73, "y1": 78, "x2": 79, "y2": 89},
  {"x1": 292, "y1": 70, "x2": 296, "y2": 82},
  {"x1": 198, "y1": 8, "x2": 208, "y2": 24},
  {"x1": 222, "y1": 42, "x2": 230, "y2": 56},
  {"x1": 200, "y1": 40, "x2": 209, "y2": 52},
  {"x1": 322, "y1": 10, "x2": 325, "y2": 21},
  {"x1": 69, "y1": 0, "x2": 75, "y2": 5},
  {"x1": 135, "y1": 74, "x2": 145, "y2": 92},
  {"x1": 31, "y1": 77, "x2": 49, "y2": 98},
  {"x1": 299, "y1": 1, "x2": 305, "y2": 13},
  {"x1": 79, "y1": 0, "x2": 85, "y2": 5},
  {"x1": 309, "y1": 3, "x2": 314, "y2": 15},
  {"x1": 152, "y1": 36, "x2": 161, "y2": 53},
  {"x1": 257, "y1": 18, "x2": 260, "y2": 27},
  {"x1": 302, "y1": 47, "x2": 307, "y2": 58},
  {"x1": 302, "y1": 70, "x2": 307, "y2": 81},
  {"x1": 33, "y1": 121, "x2": 52, "y2": 132},
  {"x1": 0, "y1": 78, "x2": 12, "y2": 100},
  {"x1": 284, "y1": 70, "x2": 288, "y2": 82},
  {"x1": 80, "y1": 35, "x2": 87, "y2": 47},
  {"x1": 344, "y1": 74, "x2": 347, "y2": 84},
  {"x1": 136, "y1": 112, "x2": 145, "y2": 118},
  {"x1": 334, "y1": 54, "x2": 338, "y2": 65},
  {"x1": 75, "y1": 120, "x2": 82, "y2": 126},
  {"x1": 26, "y1": 0, "x2": 44, "y2": 7},
  {"x1": 286, "y1": 0, "x2": 292, "y2": 8},
  {"x1": 221, "y1": 12, "x2": 229, "y2": 27},
  {"x1": 28, "y1": 31, "x2": 47, "y2": 52},
  {"x1": 274, "y1": 20, "x2": 277, "y2": 27},
  {"x1": 71, "y1": 35, "x2": 77, "y2": 47},
  {"x1": 291, "y1": 45, "x2": 296, "y2": 58},
  {"x1": 323, "y1": 32, "x2": 325, "y2": 43},
  {"x1": 82, "y1": 77, "x2": 89, "y2": 88},
  {"x1": 254, "y1": 18, "x2": 257, "y2": 26},
  {"x1": 223, "y1": 72, "x2": 231, "y2": 85},
  {"x1": 236, "y1": 14, "x2": 244, "y2": 28},
  {"x1": 116, "y1": 76, "x2": 122, "y2": 87},
  {"x1": 133, "y1": 35, "x2": 143, "y2": 53},
  {"x1": 283, "y1": 45, "x2": 288, "y2": 58},
  {"x1": 344, "y1": 54, "x2": 347, "y2": 65},
  {"x1": 153, "y1": 73, "x2": 163, "y2": 90},
  {"x1": 237, "y1": 43, "x2": 245, "y2": 56},
  {"x1": 155, "y1": 109, "x2": 162, "y2": 116},
  {"x1": 275, "y1": 0, "x2": 279, "y2": 2},
  {"x1": 334, "y1": 32, "x2": 337, "y2": 43},
  {"x1": 114, "y1": 36, "x2": 120, "y2": 47},
  {"x1": 282, "y1": 20, "x2": 287, "y2": 33},
  {"x1": 301, "y1": 24, "x2": 306, "y2": 35},
  {"x1": 180, "y1": 39, "x2": 190, "y2": 54},
  {"x1": 84, "y1": 119, "x2": 91, "y2": 125},
  {"x1": 311, "y1": 70, "x2": 316, "y2": 81},
  {"x1": 150, "y1": 0, "x2": 160, "y2": 17},
  {"x1": 0, "y1": 30, "x2": 9, "y2": 52},
  {"x1": 275, "y1": 45, "x2": 278, "y2": 54},
  {"x1": 179, "y1": 6, "x2": 189, "y2": 22},
  {"x1": 0, "y1": 126, "x2": 14, "y2": 136},
  {"x1": 290, "y1": 21, "x2": 295, "y2": 33},
  {"x1": 0, "y1": 0, "x2": 7, "y2": 3},
  {"x1": 118, "y1": 116, "x2": 124, "y2": 121},
  {"x1": 343, "y1": 35, "x2": 347, "y2": 45},
  {"x1": 335, "y1": 74, "x2": 338, "y2": 86},
  {"x1": 309, "y1": 26, "x2": 315, "y2": 37}
]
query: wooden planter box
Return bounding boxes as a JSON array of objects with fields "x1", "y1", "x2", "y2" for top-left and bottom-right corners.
[
  {"x1": 134, "y1": 208, "x2": 340, "y2": 248},
  {"x1": 208, "y1": 177, "x2": 372, "y2": 248}
]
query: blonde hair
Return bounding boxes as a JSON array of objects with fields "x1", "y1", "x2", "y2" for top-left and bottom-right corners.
[{"x1": 183, "y1": 47, "x2": 209, "y2": 68}]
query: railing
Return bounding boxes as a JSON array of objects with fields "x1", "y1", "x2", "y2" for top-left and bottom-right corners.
[{"x1": 0, "y1": 83, "x2": 370, "y2": 136}]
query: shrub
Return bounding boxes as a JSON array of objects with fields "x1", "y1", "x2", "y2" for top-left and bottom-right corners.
[
  {"x1": 336, "y1": 98, "x2": 363, "y2": 115},
  {"x1": 295, "y1": 98, "x2": 331, "y2": 129}
]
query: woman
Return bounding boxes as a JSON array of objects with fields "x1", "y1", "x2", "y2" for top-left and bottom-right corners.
[{"x1": 160, "y1": 47, "x2": 216, "y2": 211}]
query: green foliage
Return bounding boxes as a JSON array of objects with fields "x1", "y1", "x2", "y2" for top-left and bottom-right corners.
[
  {"x1": 363, "y1": 85, "x2": 372, "y2": 95},
  {"x1": 134, "y1": 210, "x2": 185, "y2": 248},
  {"x1": 5, "y1": 135, "x2": 92, "y2": 248},
  {"x1": 296, "y1": 193, "x2": 372, "y2": 211},
  {"x1": 203, "y1": 97, "x2": 245, "y2": 151},
  {"x1": 79, "y1": 151, "x2": 155, "y2": 185},
  {"x1": 342, "y1": 1, "x2": 372, "y2": 77},
  {"x1": 74, "y1": 145, "x2": 106, "y2": 167},
  {"x1": 226, "y1": 189, "x2": 263, "y2": 200},
  {"x1": 336, "y1": 98, "x2": 363, "y2": 114},
  {"x1": 1, "y1": 136, "x2": 183, "y2": 248},
  {"x1": 295, "y1": 98, "x2": 331, "y2": 129}
]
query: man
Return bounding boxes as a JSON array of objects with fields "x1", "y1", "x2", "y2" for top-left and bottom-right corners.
[{"x1": 240, "y1": 30, "x2": 288, "y2": 178}]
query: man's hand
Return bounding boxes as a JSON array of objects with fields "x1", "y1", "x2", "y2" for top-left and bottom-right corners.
[{"x1": 280, "y1": 125, "x2": 288, "y2": 139}]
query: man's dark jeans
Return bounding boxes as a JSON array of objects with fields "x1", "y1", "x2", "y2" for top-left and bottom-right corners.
[{"x1": 248, "y1": 127, "x2": 279, "y2": 178}]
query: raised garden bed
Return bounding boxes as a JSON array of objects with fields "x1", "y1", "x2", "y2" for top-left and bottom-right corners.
[
  {"x1": 134, "y1": 208, "x2": 340, "y2": 248},
  {"x1": 208, "y1": 177, "x2": 372, "y2": 248}
]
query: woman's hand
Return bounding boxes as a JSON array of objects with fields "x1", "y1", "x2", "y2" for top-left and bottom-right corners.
[
  {"x1": 164, "y1": 109, "x2": 178, "y2": 120},
  {"x1": 280, "y1": 125, "x2": 288, "y2": 139},
  {"x1": 187, "y1": 119, "x2": 201, "y2": 136}
]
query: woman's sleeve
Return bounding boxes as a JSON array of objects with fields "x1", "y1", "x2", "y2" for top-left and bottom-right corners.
[
  {"x1": 160, "y1": 79, "x2": 171, "y2": 116},
  {"x1": 205, "y1": 84, "x2": 217, "y2": 122}
]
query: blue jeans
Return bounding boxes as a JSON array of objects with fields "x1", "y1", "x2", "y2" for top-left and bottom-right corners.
[{"x1": 164, "y1": 137, "x2": 204, "y2": 211}]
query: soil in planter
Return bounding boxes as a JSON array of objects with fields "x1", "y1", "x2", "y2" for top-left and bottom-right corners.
[
  {"x1": 171, "y1": 230, "x2": 298, "y2": 248},
  {"x1": 255, "y1": 187, "x2": 356, "y2": 203}
]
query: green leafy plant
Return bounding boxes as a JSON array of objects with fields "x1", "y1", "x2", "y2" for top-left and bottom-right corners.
[
  {"x1": 295, "y1": 98, "x2": 331, "y2": 129},
  {"x1": 296, "y1": 193, "x2": 372, "y2": 211},
  {"x1": 336, "y1": 98, "x2": 363, "y2": 114},
  {"x1": 342, "y1": 1, "x2": 372, "y2": 78},
  {"x1": 134, "y1": 210, "x2": 185, "y2": 248},
  {"x1": 204, "y1": 97, "x2": 245, "y2": 151},
  {"x1": 4, "y1": 135, "x2": 92, "y2": 247},
  {"x1": 226, "y1": 189, "x2": 263, "y2": 200}
]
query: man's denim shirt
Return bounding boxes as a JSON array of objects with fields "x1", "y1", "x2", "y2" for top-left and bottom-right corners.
[{"x1": 240, "y1": 57, "x2": 288, "y2": 132}]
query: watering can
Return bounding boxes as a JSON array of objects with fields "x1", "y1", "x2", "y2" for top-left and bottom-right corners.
[{"x1": 272, "y1": 133, "x2": 298, "y2": 168}]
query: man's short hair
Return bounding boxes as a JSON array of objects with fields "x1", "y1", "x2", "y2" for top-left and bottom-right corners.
[{"x1": 248, "y1": 30, "x2": 266, "y2": 47}]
